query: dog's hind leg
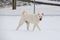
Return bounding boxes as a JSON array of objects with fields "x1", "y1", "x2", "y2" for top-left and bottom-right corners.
[
  {"x1": 16, "y1": 19, "x2": 24, "y2": 31},
  {"x1": 25, "y1": 21, "x2": 30, "y2": 31}
]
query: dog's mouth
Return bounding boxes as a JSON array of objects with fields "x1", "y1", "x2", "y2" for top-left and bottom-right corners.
[{"x1": 40, "y1": 18, "x2": 42, "y2": 21}]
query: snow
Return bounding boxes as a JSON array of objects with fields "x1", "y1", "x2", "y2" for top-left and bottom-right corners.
[
  {"x1": 0, "y1": 2, "x2": 60, "y2": 40},
  {"x1": 0, "y1": 5, "x2": 60, "y2": 16},
  {"x1": 0, "y1": 16, "x2": 60, "y2": 40}
]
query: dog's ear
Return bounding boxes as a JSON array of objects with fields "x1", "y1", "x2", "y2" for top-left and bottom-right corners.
[
  {"x1": 37, "y1": 13, "x2": 44, "y2": 16},
  {"x1": 42, "y1": 13, "x2": 44, "y2": 16}
]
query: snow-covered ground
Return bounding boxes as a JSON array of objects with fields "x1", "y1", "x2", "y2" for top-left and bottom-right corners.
[
  {"x1": 0, "y1": 1, "x2": 60, "y2": 40},
  {"x1": 0, "y1": 16, "x2": 60, "y2": 40}
]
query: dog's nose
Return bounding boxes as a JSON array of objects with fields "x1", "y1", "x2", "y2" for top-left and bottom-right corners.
[{"x1": 40, "y1": 18, "x2": 42, "y2": 21}]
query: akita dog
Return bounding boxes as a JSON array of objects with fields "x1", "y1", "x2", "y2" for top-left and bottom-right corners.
[{"x1": 16, "y1": 11, "x2": 44, "y2": 31}]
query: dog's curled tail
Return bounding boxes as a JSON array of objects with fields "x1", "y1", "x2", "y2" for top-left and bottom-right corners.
[{"x1": 21, "y1": 10, "x2": 28, "y2": 16}]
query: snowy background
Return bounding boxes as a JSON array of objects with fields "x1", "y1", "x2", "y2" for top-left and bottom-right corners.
[{"x1": 0, "y1": 0, "x2": 60, "y2": 40}]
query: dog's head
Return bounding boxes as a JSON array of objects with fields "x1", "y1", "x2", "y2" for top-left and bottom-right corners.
[{"x1": 37, "y1": 13, "x2": 44, "y2": 21}]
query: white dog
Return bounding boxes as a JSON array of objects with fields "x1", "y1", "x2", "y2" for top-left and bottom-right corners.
[{"x1": 16, "y1": 11, "x2": 44, "y2": 31}]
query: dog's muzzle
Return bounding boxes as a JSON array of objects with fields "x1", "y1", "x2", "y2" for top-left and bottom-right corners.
[{"x1": 40, "y1": 18, "x2": 42, "y2": 21}]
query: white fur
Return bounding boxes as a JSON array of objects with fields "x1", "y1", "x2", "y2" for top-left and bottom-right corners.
[{"x1": 16, "y1": 11, "x2": 44, "y2": 31}]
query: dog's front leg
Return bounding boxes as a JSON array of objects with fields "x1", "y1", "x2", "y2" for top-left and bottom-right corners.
[
  {"x1": 36, "y1": 24, "x2": 41, "y2": 31},
  {"x1": 32, "y1": 24, "x2": 36, "y2": 31},
  {"x1": 33, "y1": 24, "x2": 40, "y2": 31}
]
